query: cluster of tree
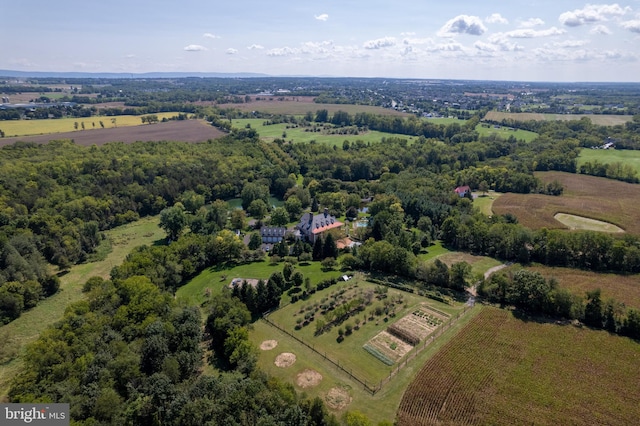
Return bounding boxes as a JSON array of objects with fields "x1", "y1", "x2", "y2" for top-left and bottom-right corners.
[
  {"x1": 0, "y1": 131, "x2": 290, "y2": 269},
  {"x1": 0, "y1": 234, "x2": 60, "y2": 324},
  {"x1": 440, "y1": 212, "x2": 640, "y2": 274},
  {"x1": 10, "y1": 272, "x2": 340, "y2": 425},
  {"x1": 479, "y1": 269, "x2": 640, "y2": 340},
  {"x1": 579, "y1": 160, "x2": 639, "y2": 183}
]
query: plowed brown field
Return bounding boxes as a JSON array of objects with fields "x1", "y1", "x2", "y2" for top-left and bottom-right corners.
[
  {"x1": 0, "y1": 119, "x2": 225, "y2": 146},
  {"x1": 492, "y1": 172, "x2": 640, "y2": 235}
]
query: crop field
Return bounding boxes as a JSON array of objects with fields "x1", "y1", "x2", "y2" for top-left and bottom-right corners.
[
  {"x1": 0, "y1": 119, "x2": 225, "y2": 147},
  {"x1": 484, "y1": 111, "x2": 633, "y2": 126},
  {"x1": 516, "y1": 265, "x2": 640, "y2": 309},
  {"x1": 231, "y1": 118, "x2": 416, "y2": 146},
  {"x1": 475, "y1": 123, "x2": 538, "y2": 142},
  {"x1": 0, "y1": 112, "x2": 183, "y2": 137},
  {"x1": 397, "y1": 306, "x2": 640, "y2": 426},
  {"x1": 492, "y1": 172, "x2": 640, "y2": 235},
  {"x1": 217, "y1": 96, "x2": 410, "y2": 117},
  {"x1": 0, "y1": 216, "x2": 164, "y2": 399},
  {"x1": 578, "y1": 148, "x2": 640, "y2": 175}
]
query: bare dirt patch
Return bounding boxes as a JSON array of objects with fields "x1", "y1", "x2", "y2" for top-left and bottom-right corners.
[
  {"x1": 296, "y1": 369, "x2": 323, "y2": 388},
  {"x1": 325, "y1": 387, "x2": 352, "y2": 410},
  {"x1": 274, "y1": 352, "x2": 296, "y2": 368},
  {"x1": 0, "y1": 119, "x2": 225, "y2": 147},
  {"x1": 260, "y1": 340, "x2": 278, "y2": 351}
]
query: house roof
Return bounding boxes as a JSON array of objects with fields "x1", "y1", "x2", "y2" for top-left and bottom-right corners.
[
  {"x1": 311, "y1": 221, "x2": 343, "y2": 234},
  {"x1": 298, "y1": 209, "x2": 343, "y2": 236},
  {"x1": 455, "y1": 185, "x2": 471, "y2": 193}
]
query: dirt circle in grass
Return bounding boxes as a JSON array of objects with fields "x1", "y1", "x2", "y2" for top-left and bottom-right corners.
[
  {"x1": 325, "y1": 387, "x2": 352, "y2": 410},
  {"x1": 274, "y1": 352, "x2": 296, "y2": 367},
  {"x1": 260, "y1": 340, "x2": 278, "y2": 350},
  {"x1": 296, "y1": 369, "x2": 323, "y2": 388}
]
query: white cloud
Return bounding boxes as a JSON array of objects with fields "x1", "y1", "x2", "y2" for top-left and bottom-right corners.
[
  {"x1": 438, "y1": 15, "x2": 487, "y2": 36},
  {"x1": 553, "y1": 40, "x2": 589, "y2": 48},
  {"x1": 184, "y1": 44, "x2": 207, "y2": 51},
  {"x1": 203, "y1": 33, "x2": 220, "y2": 39},
  {"x1": 247, "y1": 44, "x2": 264, "y2": 50},
  {"x1": 125, "y1": 54, "x2": 136, "y2": 59},
  {"x1": 474, "y1": 41, "x2": 499, "y2": 52},
  {"x1": 513, "y1": 27, "x2": 567, "y2": 38},
  {"x1": 591, "y1": 24, "x2": 612, "y2": 34},
  {"x1": 315, "y1": 14, "x2": 329, "y2": 21},
  {"x1": 226, "y1": 48, "x2": 238, "y2": 55},
  {"x1": 266, "y1": 47, "x2": 298, "y2": 57},
  {"x1": 486, "y1": 13, "x2": 508, "y2": 24},
  {"x1": 621, "y1": 19, "x2": 640, "y2": 33},
  {"x1": 400, "y1": 31, "x2": 416, "y2": 36},
  {"x1": 559, "y1": 4, "x2": 631, "y2": 27},
  {"x1": 363, "y1": 37, "x2": 396, "y2": 49},
  {"x1": 519, "y1": 18, "x2": 545, "y2": 28}
]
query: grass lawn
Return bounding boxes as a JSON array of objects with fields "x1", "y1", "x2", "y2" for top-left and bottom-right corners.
[
  {"x1": 577, "y1": 148, "x2": 640, "y2": 175},
  {"x1": 250, "y1": 276, "x2": 478, "y2": 424},
  {"x1": 417, "y1": 240, "x2": 451, "y2": 262},
  {"x1": 475, "y1": 123, "x2": 538, "y2": 142},
  {"x1": 484, "y1": 111, "x2": 633, "y2": 126},
  {"x1": 472, "y1": 191, "x2": 502, "y2": 216},
  {"x1": 232, "y1": 118, "x2": 416, "y2": 146},
  {"x1": 554, "y1": 213, "x2": 624, "y2": 233},
  {"x1": 0, "y1": 216, "x2": 164, "y2": 399},
  {"x1": 0, "y1": 113, "x2": 183, "y2": 137}
]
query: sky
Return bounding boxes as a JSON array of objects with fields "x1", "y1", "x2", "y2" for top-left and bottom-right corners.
[{"x1": 2, "y1": 1, "x2": 640, "y2": 82}]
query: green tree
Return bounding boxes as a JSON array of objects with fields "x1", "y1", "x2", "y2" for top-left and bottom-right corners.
[
  {"x1": 584, "y1": 289, "x2": 604, "y2": 328},
  {"x1": 284, "y1": 195, "x2": 303, "y2": 221},
  {"x1": 270, "y1": 207, "x2": 290, "y2": 227},
  {"x1": 241, "y1": 182, "x2": 270, "y2": 210},
  {"x1": 449, "y1": 261, "x2": 472, "y2": 291},
  {"x1": 247, "y1": 199, "x2": 268, "y2": 219},
  {"x1": 248, "y1": 232, "x2": 262, "y2": 250},
  {"x1": 159, "y1": 204, "x2": 187, "y2": 241}
]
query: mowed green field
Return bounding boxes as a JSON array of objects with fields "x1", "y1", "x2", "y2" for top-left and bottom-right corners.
[
  {"x1": 475, "y1": 123, "x2": 538, "y2": 142},
  {"x1": 231, "y1": 118, "x2": 417, "y2": 145},
  {"x1": 578, "y1": 148, "x2": 640, "y2": 175},
  {"x1": 397, "y1": 306, "x2": 640, "y2": 426},
  {"x1": 484, "y1": 110, "x2": 633, "y2": 126},
  {"x1": 0, "y1": 216, "x2": 164, "y2": 399},
  {"x1": 0, "y1": 113, "x2": 183, "y2": 137}
]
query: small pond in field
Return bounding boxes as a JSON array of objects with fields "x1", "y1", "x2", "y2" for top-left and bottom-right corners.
[{"x1": 554, "y1": 213, "x2": 624, "y2": 233}]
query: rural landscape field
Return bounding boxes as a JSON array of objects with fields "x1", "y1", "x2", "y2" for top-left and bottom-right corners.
[{"x1": 1, "y1": 69, "x2": 639, "y2": 426}]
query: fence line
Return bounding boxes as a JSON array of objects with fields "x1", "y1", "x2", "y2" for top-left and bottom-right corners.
[{"x1": 262, "y1": 301, "x2": 472, "y2": 395}]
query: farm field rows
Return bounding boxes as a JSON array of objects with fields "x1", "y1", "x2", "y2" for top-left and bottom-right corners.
[
  {"x1": 217, "y1": 96, "x2": 410, "y2": 117},
  {"x1": 492, "y1": 171, "x2": 640, "y2": 234},
  {"x1": 0, "y1": 112, "x2": 182, "y2": 137},
  {"x1": 484, "y1": 111, "x2": 633, "y2": 126},
  {"x1": 397, "y1": 306, "x2": 640, "y2": 426},
  {"x1": 578, "y1": 148, "x2": 640, "y2": 175},
  {"x1": 0, "y1": 119, "x2": 225, "y2": 146}
]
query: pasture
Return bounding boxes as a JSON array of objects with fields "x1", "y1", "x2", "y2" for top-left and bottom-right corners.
[
  {"x1": 484, "y1": 110, "x2": 633, "y2": 126},
  {"x1": 554, "y1": 213, "x2": 624, "y2": 233},
  {"x1": 0, "y1": 119, "x2": 225, "y2": 147},
  {"x1": 0, "y1": 216, "x2": 164, "y2": 399},
  {"x1": 217, "y1": 96, "x2": 410, "y2": 117},
  {"x1": 578, "y1": 148, "x2": 640, "y2": 175},
  {"x1": 231, "y1": 118, "x2": 416, "y2": 146},
  {"x1": 251, "y1": 277, "x2": 476, "y2": 423},
  {"x1": 472, "y1": 191, "x2": 502, "y2": 216},
  {"x1": 397, "y1": 306, "x2": 640, "y2": 426},
  {"x1": 492, "y1": 172, "x2": 640, "y2": 235}
]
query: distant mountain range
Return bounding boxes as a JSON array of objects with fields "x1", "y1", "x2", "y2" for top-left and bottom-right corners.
[{"x1": 0, "y1": 70, "x2": 271, "y2": 79}]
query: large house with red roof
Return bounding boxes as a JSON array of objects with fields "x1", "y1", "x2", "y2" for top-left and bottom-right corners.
[{"x1": 297, "y1": 209, "x2": 343, "y2": 243}]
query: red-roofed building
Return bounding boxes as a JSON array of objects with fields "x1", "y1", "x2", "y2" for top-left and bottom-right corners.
[
  {"x1": 297, "y1": 208, "x2": 343, "y2": 243},
  {"x1": 454, "y1": 185, "x2": 471, "y2": 197}
]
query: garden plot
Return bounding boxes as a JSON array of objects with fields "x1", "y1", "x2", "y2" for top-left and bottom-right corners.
[{"x1": 363, "y1": 304, "x2": 450, "y2": 365}]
